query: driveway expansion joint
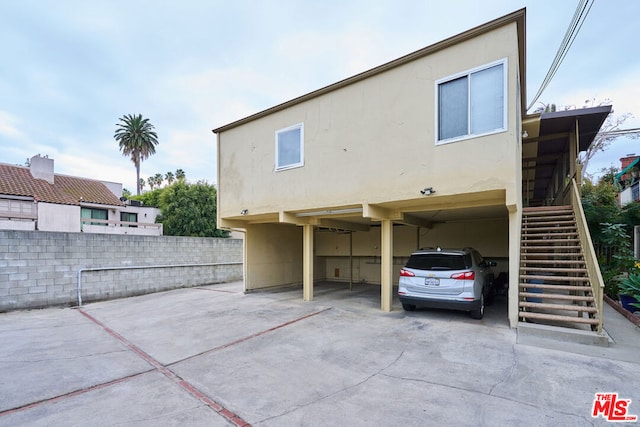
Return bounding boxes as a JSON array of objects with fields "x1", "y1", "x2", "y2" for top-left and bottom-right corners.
[{"x1": 77, "y1": 308, "x2": 253, "y2": 427}]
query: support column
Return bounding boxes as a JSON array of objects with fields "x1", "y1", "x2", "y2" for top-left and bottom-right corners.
[
  {"x1": 508, "y1": 206, "x2": 521, "y2": 328},
  {"x1": 381, "y1": 219, "x2": 393, "y2": 311},
  {"x1": 303, "y1": 224, "x2": 314, "y2": 301}
]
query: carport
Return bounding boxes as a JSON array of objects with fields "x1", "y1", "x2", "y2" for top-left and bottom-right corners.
[{"x1": 280, "y1": 188, "x2": 512, "y2": 314}]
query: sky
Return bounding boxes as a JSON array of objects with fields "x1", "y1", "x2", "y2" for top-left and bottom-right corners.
[{"x1": 1, "y1": 0, "x2": 639, "y2": 193}]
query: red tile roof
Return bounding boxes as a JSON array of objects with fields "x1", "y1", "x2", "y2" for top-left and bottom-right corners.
[{"x1": 0, "y1": 162, "x2": 124, "y2": 206}]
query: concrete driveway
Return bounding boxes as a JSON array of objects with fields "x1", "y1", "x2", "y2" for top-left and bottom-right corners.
[{"x1": 1, "y1": 281, "x2": 639, "y2": 426}]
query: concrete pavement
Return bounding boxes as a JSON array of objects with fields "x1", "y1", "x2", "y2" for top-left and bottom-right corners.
[{"x1": 1, "y1": 281, "x2": 639, "y2": 426}]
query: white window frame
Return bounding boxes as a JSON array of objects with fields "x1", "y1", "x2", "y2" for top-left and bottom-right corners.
[
  {"x1": 435, "y1": 58, "x2": 508, "y2": 145},
  {"x1": 275, "y1": 123, "x2": 304, "y2": 171}
]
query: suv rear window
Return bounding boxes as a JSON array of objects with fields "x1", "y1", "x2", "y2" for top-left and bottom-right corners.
[{"x1": 406, "y1": 253, "x2": 471, "y2": 271}]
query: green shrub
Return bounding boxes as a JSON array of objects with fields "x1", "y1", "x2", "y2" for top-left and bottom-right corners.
[{"x1": 618, "y1": 273, "x2": 640, "y2": 309}]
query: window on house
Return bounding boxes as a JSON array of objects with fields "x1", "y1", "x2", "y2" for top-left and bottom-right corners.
[
  {"x1": 81, "y1": 207, "x2": 108, "y2": 226},
  {"x1": 0, "y1": 197, "x2": 36, "y2": 219},
  {"x1": 120, "y1": 212, "x2": 138, "y2": 227},
  {"x1": 275, "y1": 123, "x2": 304, "y2": 171},
  {"x1": 436, "y1": 59, "x2": 507, "y2": 143}
]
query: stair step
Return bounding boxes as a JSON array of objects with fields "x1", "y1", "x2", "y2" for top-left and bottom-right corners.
[
  {"x1": 522, "y1": 205, "x2": 572, "y2": 214},
  {"x1": 522, "y1": 220, "x2": 576, "y2": 227},
  {"x1": 521, "y1": 252, "x2": 584, "y2": 259},
  {"x1": 521, "y1": 245, "x2": 582, "y2": 251},
  {"x1": 522, "y1": 231, "x2": 578, "y2": 237},
  {"x1": 520, "y1": 266, "x2": 588, "y2": 274},
  {"x1": 521, "y1": 259, "x2": 585, "y2": 265},
  {"x1": 523, "y1": 216, "x2": 574, "y2": 223},
  {"x1": 519, "y1": 301, "x2": 598, "y2": 313},
  {"x1": 522, "y1": 225, "x2": 577, "y2": 232},
  {"x1": 519, "y1": 292, "x2": 594, "y2": 302},
  {"x1": 518, "y1": 311, "x2": 599, "y2": 325},
  {"x1": 520, "y1": 274, "x2": 589, "y2": 282},
  {"x1": 518, "y1": 283, "x2": 593, "y2": 292},
  {"x1": 522, "y1": 238, "x2": 580, "y2": 244},
  {"x1": 522, "y1": 232, "x2": 578, "y2": 239}
]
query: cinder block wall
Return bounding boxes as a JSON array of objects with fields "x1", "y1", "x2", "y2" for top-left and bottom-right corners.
[{"x1": 0, "y1": 230, "x2": 243, "y2": 311}]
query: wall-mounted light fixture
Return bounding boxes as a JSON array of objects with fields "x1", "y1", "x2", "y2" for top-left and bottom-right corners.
[
  {"x1": 522, "y1": 130, "x2": 529, "y2": 138},
  {"x1": 420, "y1": 187, "x2": 435, "y2": 196},
  {"x1": 240, "y1": 209, "x2": 248, "y2": 215}
]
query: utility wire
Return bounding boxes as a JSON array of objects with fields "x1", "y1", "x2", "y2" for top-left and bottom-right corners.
[
  {"x1": 527, "y1": 0, "x2": 595, "y2": 111},
  {"x1": 599, "y1": 128, "x2": 640, "y2": 137}
]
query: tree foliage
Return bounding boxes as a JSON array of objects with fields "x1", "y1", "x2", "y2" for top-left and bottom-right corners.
[
  {"x1": 581, "y1": 168, "x2": 621, "y2": 243},
  {"x1": 581, "y1": 168, "x2": 640, "y2": 297},
  {"x1": 154, "y1": 181, "x2": 228, "y2": 237},
  {"x1": 114, "y1": 114, "x2": 159, "y2": 195},
  {"x1": 579, "y1": 99, "x2": 639, "y2": 180},
  {"x1": 535, "y1": 98, "x2": 640, "y2": 181}
]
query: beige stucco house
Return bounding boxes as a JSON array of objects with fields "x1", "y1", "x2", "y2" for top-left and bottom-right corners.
[{"x1": 214, "y1": 9, "x2": 611, "y2": 337}]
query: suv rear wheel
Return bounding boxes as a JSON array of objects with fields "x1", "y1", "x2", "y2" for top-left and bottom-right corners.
[
  {"x1": 402, "y1": 303, "x2": 416, "y2": 311},
  {"x1": 469, "y1": 292, "x2": 484, "y2": 319}
]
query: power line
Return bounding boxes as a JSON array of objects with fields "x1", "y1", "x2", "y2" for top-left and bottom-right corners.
[
  {"x1": 527, "y1": 0, "x2": 595, "y2": 111},
  {"x1": 600, "y1": 128, "x2": 640, "y2": 137}
]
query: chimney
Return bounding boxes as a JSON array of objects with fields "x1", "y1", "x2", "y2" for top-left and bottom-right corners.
[
  {"x1": 620, "y1": 154, "x2": 638, "y2": 171},
  {"x1": 30, "y1": 154, "x2": 54, "y2": 184}
]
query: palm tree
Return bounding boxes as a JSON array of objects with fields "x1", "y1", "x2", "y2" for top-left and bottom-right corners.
[
  {"x1": 138, "y1": 178, "x2": 146, "y2": 192},
  {"x1": 165, "y1": 171, "x2": 175, "y2": 185},
  {"x1": 154, "y1": 173, "x2": 164, "y2": 188},
  {"x1": 147, "y1": 176, "x2": 156, "y2": 191},
  {"x1": 114, "y1": 114, "x2": 159, "y2": 195},
  {"x1": 175, "y1": 169, "x2": 186, "y2": 182}
]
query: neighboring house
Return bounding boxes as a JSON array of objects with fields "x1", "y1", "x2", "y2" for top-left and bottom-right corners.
[
  {"x1": 616, "y1": 154, "x2": 640, "y2": 206},
  {"x1": 214, "y1": 9, "x2": 611, "y2": 337},
  {"x1": 615, "y1": 154, "x2": 640, "y2": 258},
  {"x1": 0, "y1": 154, "x2": 162, "y2": 235}
]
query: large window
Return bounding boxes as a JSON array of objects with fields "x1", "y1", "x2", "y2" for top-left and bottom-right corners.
[
  {"x1": 81, "y1": 207, "x2": 108, "y2": 226},
  {"x1": 275, "y1": 123, "x2": 304, "y2": 171},
  {"x1": 436, "y1": 59, "x2": 507, "y2": 144}
]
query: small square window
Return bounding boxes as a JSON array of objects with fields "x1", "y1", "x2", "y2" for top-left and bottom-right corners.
[{"x1": 275, "y1": 123, "x2": 304, "y2": 171}]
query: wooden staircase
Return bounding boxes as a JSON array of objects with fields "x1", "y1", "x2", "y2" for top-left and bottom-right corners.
[{"x1": 519, "y1": 206, "x2": 599, "y2": 330}]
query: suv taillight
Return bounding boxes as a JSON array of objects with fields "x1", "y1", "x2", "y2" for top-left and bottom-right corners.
[
  {"x1": 400, "y1": 269, "x2": 415, "y2": 277},
  {"x1": 451, "y1": 271, "x2": 474, "y2": 280}
]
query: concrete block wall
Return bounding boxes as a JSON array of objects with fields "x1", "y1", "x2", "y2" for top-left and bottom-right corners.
[{"x1": 0, "y1": 230, "x2": 243, "y2": 311}]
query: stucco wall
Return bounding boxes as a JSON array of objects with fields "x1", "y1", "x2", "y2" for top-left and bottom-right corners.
[
  {"x1": 38, "y1": 203, "x2": 80, "y2": 232},
  {"x1": 217, "y1": 22, "x2": 521, "y2": 221},
  {"x1": 245, "y1": 223, "x2": 302, "y2": 290},
  {"x1": 0, "y1": 230, "x2": 243, "y2": 311},
  {"x1": 316, "y1": 220, "x2": 509, "y2": 285}
]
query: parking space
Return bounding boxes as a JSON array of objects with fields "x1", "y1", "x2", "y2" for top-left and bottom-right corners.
[{"x1": 1, "y1": 281, "x2": 638, "y2": 426}]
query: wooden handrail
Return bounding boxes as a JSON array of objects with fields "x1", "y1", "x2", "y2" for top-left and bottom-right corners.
[{"x1": 570, "y1": 178, "x2": 605, "y2": 333}]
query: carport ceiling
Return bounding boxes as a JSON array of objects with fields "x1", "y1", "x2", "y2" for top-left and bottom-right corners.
[
  {"x1": 406, "y1": 204, "x2": 508, "y2": 222},
  {"x1": 316, "y1": 204, "x2": 507, "y2": 228}
]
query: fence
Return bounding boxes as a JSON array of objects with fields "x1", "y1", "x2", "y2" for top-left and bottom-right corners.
[{"x1": 0, "y1": 230, "x2": 243, "y2": 311}]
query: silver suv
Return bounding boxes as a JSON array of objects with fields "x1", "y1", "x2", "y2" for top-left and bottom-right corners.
[{"x1": 398, "y1": 247, "x2": 496, "y2": 319}]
